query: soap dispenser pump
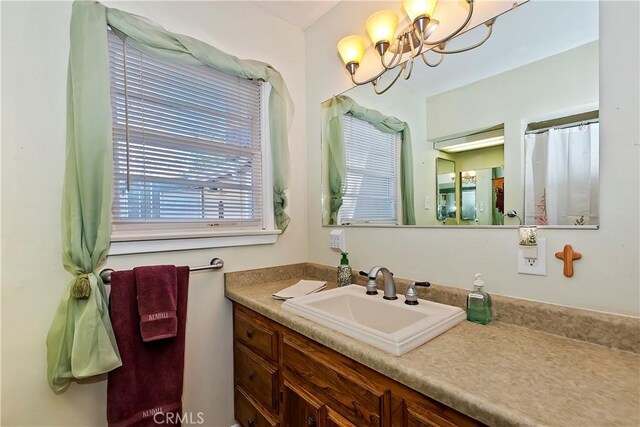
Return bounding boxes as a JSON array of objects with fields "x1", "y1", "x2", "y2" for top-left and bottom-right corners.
[{"x1": 466, "y1": 273, "x2": 493, "y2": 324}]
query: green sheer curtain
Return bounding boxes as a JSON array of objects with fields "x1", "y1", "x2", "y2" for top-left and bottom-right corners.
[
  {"x1": 324, "y1": 95, "x2": 415, "y2": 225},
  {"x1": 47, "y1": 1, "x2": 294, "y2": 392}
]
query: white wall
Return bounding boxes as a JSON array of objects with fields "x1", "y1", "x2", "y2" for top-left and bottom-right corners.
[
  {"x1": 306, "y1": 1, "x2": 640, "y2": 316},
  {"x1": 1, "y1": 2, "x2": 306, "y2": 426}
]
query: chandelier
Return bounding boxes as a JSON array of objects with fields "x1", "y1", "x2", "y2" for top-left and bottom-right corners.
[{"x1": 336, "y1": 0, "x2": 499, "y2": 94}]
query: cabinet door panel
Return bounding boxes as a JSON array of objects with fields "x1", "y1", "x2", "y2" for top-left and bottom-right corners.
[
  {"x1": 401, "y1": 397, "x2": 478, "y2": 427},
  {"x1": 235, "y1": 386, "x2": 279, "y2": 427},
  {"x1": 282, "y1": 376, "x2": 323, "y2": 427},
  {"x1": 283, "y1": 331, "x2": 385, "y2": 425},
  {"x1": 325, "y1": 407, "x2": 358, "y2": 427},
  {"x1": 234, "y1": 342, "x2": 279, "y2": 413}
]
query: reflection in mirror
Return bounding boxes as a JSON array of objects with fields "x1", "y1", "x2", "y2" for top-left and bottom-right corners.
[
  {"x1": 321, "y1": 1, "x2": 599, "y2": 228},
  {"x1": 322, "y1": 95, "x2": 414, "y2": 226},
  {"x1": 436, "y1": 158, "x2": 455, "y2": 222},
  {"x1": 460, "y1": 171, "x2": 477, "y2": 221},
  {"x1": 460, "y1": 167, "x2": 504, "y2": 225},
  {"x1": 434, "y1": 127, "x2": 505, "y2": 225},
  {"x1": 524, "y1": 112, "x2": 599, "y2": 226}
]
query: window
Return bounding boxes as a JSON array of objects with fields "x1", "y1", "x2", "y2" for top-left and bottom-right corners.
[
  {"x1": 107, "y1": 31, "x2": 273, "y2": 243},
  {"x1": 339, "y1": 114, "x2": 400, "y2": 224}
]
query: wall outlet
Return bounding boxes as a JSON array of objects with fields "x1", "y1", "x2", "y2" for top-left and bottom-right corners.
[
  {"x1": 517, "y1": 238, "x2": 547, "y2": 276},
  {"x1": 329, "y1": 229, "x2": 346, "y2": 252}
]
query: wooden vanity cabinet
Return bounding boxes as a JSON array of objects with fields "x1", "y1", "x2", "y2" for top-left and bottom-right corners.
[{"x1": 232, "y1": 303, "x2": 484, "y2": 427}]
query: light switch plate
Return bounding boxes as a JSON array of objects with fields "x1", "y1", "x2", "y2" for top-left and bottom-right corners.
[
  {"x1": 329, "y1": 229, "x2": 346, "y2": 252},
  {"x1": 424, "y1": 194, "x2": 431, "y2": 210},
  {"x1": 517, "y1": 238, "x2": 547, "y2": 276}
]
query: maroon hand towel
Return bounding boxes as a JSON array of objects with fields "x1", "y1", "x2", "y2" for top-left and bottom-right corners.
[
  {"x1": 134, "y1": 265, "x2": 178, "y2": 342},
  {"x1": 108, "y1": 266, "x2": 189, "y2": 427}
]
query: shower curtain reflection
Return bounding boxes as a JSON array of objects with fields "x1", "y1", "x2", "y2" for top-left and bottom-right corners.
[{"x1": 524, "y1": 122, "x2": 599, "y2": 226}]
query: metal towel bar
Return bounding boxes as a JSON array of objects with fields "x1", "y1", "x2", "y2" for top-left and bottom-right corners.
[{"x1": 99, "y1": 258, "x2": 224, "y2": 284}]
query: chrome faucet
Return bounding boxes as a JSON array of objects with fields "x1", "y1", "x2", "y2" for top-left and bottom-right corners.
[{"x1": 366, "y1": 266, "x2": 397, "y2": 300}]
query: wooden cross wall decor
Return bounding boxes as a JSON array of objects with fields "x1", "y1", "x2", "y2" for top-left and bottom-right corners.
[{"x1": 555, "y1": 244, "x2": 582, "y2": 277}]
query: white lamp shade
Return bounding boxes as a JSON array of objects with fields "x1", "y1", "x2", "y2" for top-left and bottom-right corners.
[
  {"x1": 365, "y1": 10, "x2": 399, "y2": 45},
  {"x1": 403, "y1": 0, "x2": 439, "y2": 21},
  {"x1": 337, "y1": 35, "x2": 366, "y2": 65}
]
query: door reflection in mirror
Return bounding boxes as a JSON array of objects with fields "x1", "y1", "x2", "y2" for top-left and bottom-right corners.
[
  {"x1": 459, "y1": 168, "x2": 504, "y2": 225},
  {"x1": 436, "y1": 158, "x2": 456, "y2": 222}
]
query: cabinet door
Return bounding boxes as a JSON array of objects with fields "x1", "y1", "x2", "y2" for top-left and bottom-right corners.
[
  {"x1": 235, "y1": 386, "x2": 279, "y2": 427},
  {"x1": 400, "y1": 397, "x2": 478, "y2": 427},
  {"x1": 282, "y1": 377, "x2": 323, "y2": 427},
  {"x1": 282, "y1": 331, "x2": 386, "y2": 425},
  {"x1": 234, "y1": 342, "x2": 279, "y2": 413},
  {"x1": 325, "y1": 407, "x2": 357, "y2": 427}
]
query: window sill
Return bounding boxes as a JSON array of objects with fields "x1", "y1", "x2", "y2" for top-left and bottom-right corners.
[{"x1": 108, "y1": 229, "x2": 281, "y2": 256}]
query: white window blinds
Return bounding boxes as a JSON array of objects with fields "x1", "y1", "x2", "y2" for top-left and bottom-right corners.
[
  {"x1": 340, "y1": 114, "x2": 399, "y2": 224},
  {"x1": 107, "y1": 31, "x2": 264, "y2": 231}
]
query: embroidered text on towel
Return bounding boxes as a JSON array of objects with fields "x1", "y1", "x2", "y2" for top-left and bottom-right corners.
[
  {"x1": 142, "y1": 407, "x2": 164, "y2": 418},
  {"x1": 142, "y1": 311, "x2": 174, "y2": 322}
]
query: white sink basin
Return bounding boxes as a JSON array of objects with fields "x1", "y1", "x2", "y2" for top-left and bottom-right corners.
[{"x1": 282, "y1": 285, "x2": 466, "y2": 356}]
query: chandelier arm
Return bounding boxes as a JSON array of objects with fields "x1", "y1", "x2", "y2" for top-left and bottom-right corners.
[
  {"x1": 403, "y1": 58, "x2": 414, "y2": 80},
  {"x1": 421, "y1": 51, "x2": 444, "y2": 67},
  {"x1": 422, "y1": 0, "x2": 475, "y2": 46},
  {"x1": 407, "y1": 28, "x2": 425, "y2": 59},
  {"x1": 382, "y1": 35, "x2": 406, "y2": 70},
  {"x1": 373, "y1": 66, "x2": 404, "y2": 95},
  {"x1": 380, "y1": 46, "x2": 402, "y2": 70},
  {"x1": 432, "y1": 21, "x2": 493, "y2": 54},
  {"x1": 350, "y1": 66, "x2": 391, "y2": 86},
  {"x1": 381, "y1": 48, "x2": 401, "y2": 70}
]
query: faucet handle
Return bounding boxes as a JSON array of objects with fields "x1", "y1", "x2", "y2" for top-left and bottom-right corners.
[{"x1": 404, "y1": 281, "x2": 431, "y2": 305}]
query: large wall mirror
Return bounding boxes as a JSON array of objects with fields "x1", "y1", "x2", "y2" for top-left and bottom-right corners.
[{"x1": 321, "y1": 1, "x2": 599, "y2": 228}]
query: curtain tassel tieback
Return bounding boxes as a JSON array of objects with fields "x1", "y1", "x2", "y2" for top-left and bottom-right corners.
[{"x1": 71, "y1": 274, "x2": 91, "y2": 299}]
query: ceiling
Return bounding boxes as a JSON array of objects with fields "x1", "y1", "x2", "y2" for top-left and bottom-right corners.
[{"x1": 251, "y1": 1, "x2": 341, "y2": 30}]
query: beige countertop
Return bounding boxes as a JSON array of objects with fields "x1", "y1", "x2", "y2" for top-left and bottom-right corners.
[{"x1": 225, "y1": 278, "x2": 640, "y2": 427}]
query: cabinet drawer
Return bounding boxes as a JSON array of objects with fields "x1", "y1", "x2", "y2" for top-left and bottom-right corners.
[
  {"x1": 283, "y1": 331, "x2": 385, "y2": 426},
  {"x1": 234, "y1": 305, "x2": 278, "y2": 361},
  {"x1": 234, "y1": 342, "x2": 279, "y2": 413},
  {"x1": 235, "y1": 386, "x2": 279, "y2": 427}
]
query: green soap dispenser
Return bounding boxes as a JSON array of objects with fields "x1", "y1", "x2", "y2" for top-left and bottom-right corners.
[
  {"x1": 467, "y1": 273, "x2": 493, "y2": 324},
  {"x1": 337, "y1": 252, "x2": 352, "y2": 287}
]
